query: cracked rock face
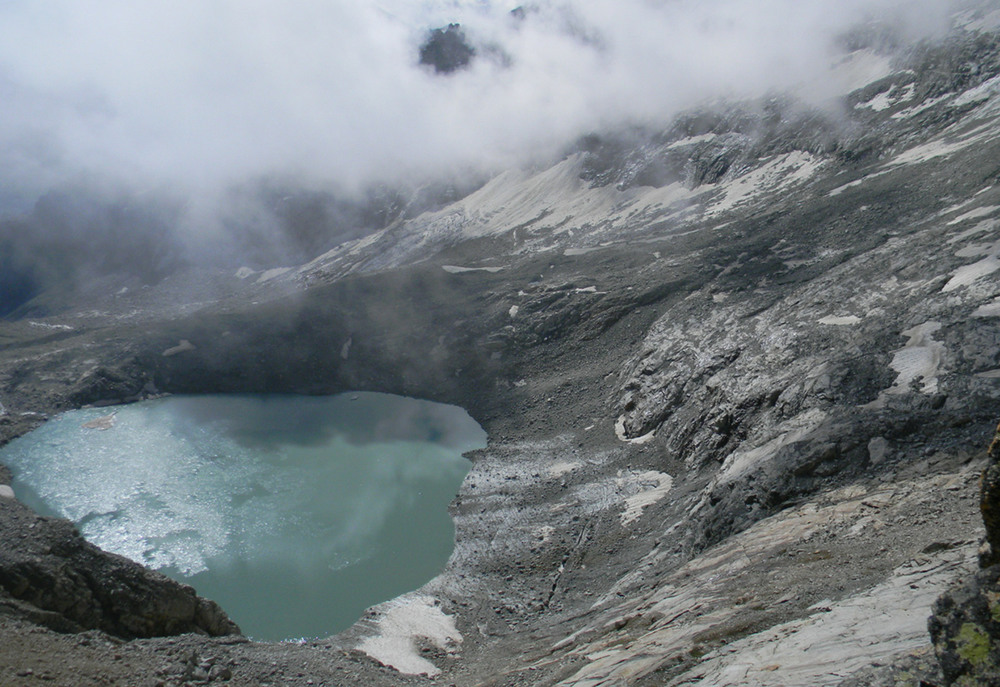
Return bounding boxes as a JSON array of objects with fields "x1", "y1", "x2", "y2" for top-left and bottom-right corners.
[
  {"x1": 0, "y1": 497, "x2": 239, "y2": 639},
  {"x1": 6, "y1": 7, "x2": 1000, "y2": 686}
]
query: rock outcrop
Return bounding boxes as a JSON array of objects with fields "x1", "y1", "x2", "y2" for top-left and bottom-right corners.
[
  {"x1": 930, "y1": 424, "x2": 1000, "y2": 685},
  {"x1": 0, "y1": 494, "x2": 239, "y2": 639}
]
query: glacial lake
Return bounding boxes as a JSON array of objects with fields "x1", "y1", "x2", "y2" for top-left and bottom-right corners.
[{"x1": 1, "y1": 393, "x2": 486, "y2": 640}]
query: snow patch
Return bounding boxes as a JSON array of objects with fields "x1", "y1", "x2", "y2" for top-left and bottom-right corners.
[
  {"x1": 890, "y1": 93, "x2": 951, "y2": 120},
  {"x1": 828, "y1": 170, "x2": 890, "y2": 197},
  {"x1": 943, "y1": 241, "x2": 1000, "y2": 292},
  {"x1": 855, "y1": 83, "x2": 915, "y2": 112},
  {"x1": 234, "y1": 266, "x2": 255, "y2": 279},
  {"x1": 666, "y1": 133, "x2": 718, "y2": 149},
  {"x1": 828, "y1": 50, "x2": 895, "y2": 96},
  {"x1": 818, "y1": 315, "x2": 861, "y2": 326},
  {"x1": 442, "y1": 265, "x2": 503, "y2": 274},
  {"x1": 886, "y1": 322, "x2": 945, "y2": 395},
  {"x1": 618, "y1": 471, "x2": 674, "y2": 526},
  {"x1": 953, "y1": 74, "x2": 1000, "y2": 107},
  {"x1": 615, "y1": 416, "x2": 656, "y2": 445},
  {"x1": 973, "y1": 299, "x2": 1000, "y2": 317},
  {"x1": 948, "y1": 219, "x2": 996, "y2": 244},
  {"x1": 716, "y1": 410, "x2": 828, "y2": 485},
  {"x1": 856, "y1": 90, "x2": 894, "y2": 111},
  {"x1": 256, "y1": 267, "x2": 291, "y2": 283},
  {"x1": 947, "y1": 205, "x2": 999, "y2": 225},
  {"x1": 708, "y1": 152, "x2": 822, "y2": 216},
  {"x1": 357, "y1": 594, "x2": 462, "y2": 677},
  {"x1": 955, "y1": 243, "x2": 994, "y2": 258},
  {"x1": 888, "y1": 122, "x2": 998, "y2": 168}
]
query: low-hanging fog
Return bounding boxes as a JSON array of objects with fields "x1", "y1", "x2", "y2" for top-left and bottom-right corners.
[{"x1": 0, "y1": 0, "x2": 960, "y2": 314}]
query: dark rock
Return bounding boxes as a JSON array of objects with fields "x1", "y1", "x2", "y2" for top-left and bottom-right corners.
[
  {"x1": 929, "y1": 418, "x2": 1000, "y2": 685},
  {"x1": 419, "y1": 24, "x2": 475, "y2": 74},
  {"x1": 982, "y1": 421, "x2": 1000, "y2": 567},
  {"x1": 930, "y1": 565, "x2": 1000, "y2": 686},
  {"x1": 68, "y1": 360, "x2": 151, "y2": 407},
  {"x1": 0, "y1": 498, "x2": 239, "y2": 639}
]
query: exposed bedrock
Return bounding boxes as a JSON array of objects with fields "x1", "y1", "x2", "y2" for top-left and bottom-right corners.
[{"x1": 0, "y1": 496, "x2": 238, "y2": 639}]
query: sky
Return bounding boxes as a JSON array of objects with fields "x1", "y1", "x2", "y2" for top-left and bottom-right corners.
[{"x1": 0, "y1": 0, "x2": 956, "y2": 214}]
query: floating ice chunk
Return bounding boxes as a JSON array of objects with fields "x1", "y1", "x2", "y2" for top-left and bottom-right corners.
[
  {"x1": 81, "y1": 413, "x2": 116, "y2": 430},
  {"x1": 162, "y1": 339, "x2": 196, "y2": 357}
]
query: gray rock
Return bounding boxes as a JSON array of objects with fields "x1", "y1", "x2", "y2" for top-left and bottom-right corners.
[
  {"x1": 0, "y1": 498, "x2": 240, "y2": 639},
  {"x1": 930, "y1": 565, "x2": 1000, "y2": 686},
  {"x1": 868, "y1": 437, "x2": 890, "y2": 465}
]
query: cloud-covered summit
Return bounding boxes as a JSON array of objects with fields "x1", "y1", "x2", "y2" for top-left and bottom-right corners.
[{"x1": 0, "y1": 0, "x2": 956, "y2": 213}]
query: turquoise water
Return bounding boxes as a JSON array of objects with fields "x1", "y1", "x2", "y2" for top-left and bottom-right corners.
[{"x1": 2, "y1": 393, "x2": 485, "y2": 640}]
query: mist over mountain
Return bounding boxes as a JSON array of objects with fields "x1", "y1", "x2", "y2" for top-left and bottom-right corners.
[
  {"x1": 0, "y1": 0, "x2": 967, "y2": 317},
  {"x1": 0, "y1": 0, "x2": 953, "y2": 205}
]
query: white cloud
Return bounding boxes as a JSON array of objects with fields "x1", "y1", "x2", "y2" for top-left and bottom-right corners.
[{"x1": 0, "y1": 0, "x2": 955, "y2": 212}]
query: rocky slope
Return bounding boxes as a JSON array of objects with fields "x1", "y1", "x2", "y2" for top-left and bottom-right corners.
[{"x1": 4, "y1": 7, "x2": 1000, "y2": 686}]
